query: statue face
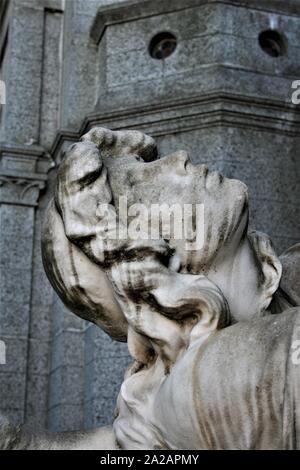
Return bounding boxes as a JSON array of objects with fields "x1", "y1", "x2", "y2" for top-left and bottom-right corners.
[
  {"x1": 106, "y1": 150, "x2": 249, "y2": 272},
  {"x1": 43, "y1": 127, "x2": 282, "y2": 417}
]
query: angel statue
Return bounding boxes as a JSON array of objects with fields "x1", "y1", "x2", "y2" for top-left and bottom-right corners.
[{"x1": 1, "y1": 127, "x2": 300, "y2": 450}]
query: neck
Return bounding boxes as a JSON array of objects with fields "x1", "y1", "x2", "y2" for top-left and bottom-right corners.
[{"x1": 206, "y1": 231, "x2": 281, "y2": 323}]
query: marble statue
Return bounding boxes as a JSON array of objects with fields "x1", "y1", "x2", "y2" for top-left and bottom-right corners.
[{"x1": 1, "y1": 127, "x2": 300, "y2": 450}]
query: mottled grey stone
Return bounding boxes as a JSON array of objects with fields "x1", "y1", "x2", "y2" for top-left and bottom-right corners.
[
  {"x1": 24, "y1": 374, "x2": 49, "y2": 430},
  {"x1": 23, "y1": 174, "x2": 55, "y2": 427},
  {"x1": 3, "y1": 4, "x2": 44, "y2": 144},
  {"x1": 1, "y1": 0, "x2": 300, "y2": 437},
  {"x1": 39, "y1": 10, "x2": 63, "y2": 150},
  {"x1": 59, "y1": 0, "x2": 99, "y2": 130},
  {"x1": 0, "y1": 336, "x2": 27, "y2": 373},
  {"x1": 0, "y1": 408, "x2": 23, "y2": 426},
  {"x1": 0, "y1": 371, "x2": 25, "y2": 411},
  {"x1": 48, "y1": 404, "x2": 84, "y2": 432},
  {"x1": 84, "y1": 325, "x2": 130, "y2": 427},
  {"x1": 51, "y1": 296, "x2": 87, "y2": 336},
  {"x1": 48, "y1": 365, "x2": 84, "y2": 409},
  {"x1": 27, "y1": 339, "x2": 50, "y2": 376},
  {"x1": 51, "y1": 330, "x2": 85, "y2": 372}
]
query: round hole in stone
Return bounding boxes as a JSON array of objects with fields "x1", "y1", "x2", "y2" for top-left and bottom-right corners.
[
  {"x1": 149, "y1": 32, "x2": 177, "y2": 60},
  {"x1": 258, "y1": 30, "x2": 287, "y2": 57}
]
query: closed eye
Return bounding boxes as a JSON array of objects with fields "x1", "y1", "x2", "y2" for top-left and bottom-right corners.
[{"x1": 77, "y1": 167, "x2": 102, "y2": 189}]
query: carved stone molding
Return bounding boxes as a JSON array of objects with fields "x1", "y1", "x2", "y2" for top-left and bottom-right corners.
[
  {"x1": 0, "y1": 175, "x2": 46, "y2": 206},
  {"x1": 91, "y1": 0, "x2": 300, "y2": 44},
  {"x1": 0, "y1": 142, "x2": 54, "y2": 206},
  {"x1": 50, "y1": 91, "x2": 300, "y2": 165}
]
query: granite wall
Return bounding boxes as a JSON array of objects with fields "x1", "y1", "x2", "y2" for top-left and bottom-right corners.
[{"x1": 0, "y1": 0, "x2": 300, "y2": 432}]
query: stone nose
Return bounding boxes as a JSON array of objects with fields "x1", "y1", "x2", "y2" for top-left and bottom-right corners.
[{"x1": 165, "y1": 150, "x2": 190, "y2": 174}]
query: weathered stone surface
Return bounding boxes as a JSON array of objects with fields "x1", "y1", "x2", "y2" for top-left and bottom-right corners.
[
  {"x1": 38, "y1": 127, "x2": 300, "y2": 449},
  {"x1": 1, "y1": 0, "x2": 300, "y2": 437},
  {"x1": 48, "y1": 403, "x2": 84, "y2": 433},
  {"x1": 39, "y1": 10, "x2": 63, "y2": 149},
  {"x1": 84, "y1": 326, "x2": 130, "y2": 428}
]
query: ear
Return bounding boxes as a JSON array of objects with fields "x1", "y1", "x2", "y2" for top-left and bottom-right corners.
[{"x1": 248, "y1": 230, "x2": 282, "y2": 312}]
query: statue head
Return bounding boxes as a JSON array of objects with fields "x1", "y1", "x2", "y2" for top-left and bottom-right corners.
[
  {"x1": 43, "y1": 127, "x2": 281, "y2": 342},
  {"x1": 42, "y1": 127, "x2": 300, "y2": 449}
]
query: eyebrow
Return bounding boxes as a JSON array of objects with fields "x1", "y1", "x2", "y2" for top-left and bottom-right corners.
[{"x1": 75, "y1": 166, "x2": 102, "y2": 188}]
